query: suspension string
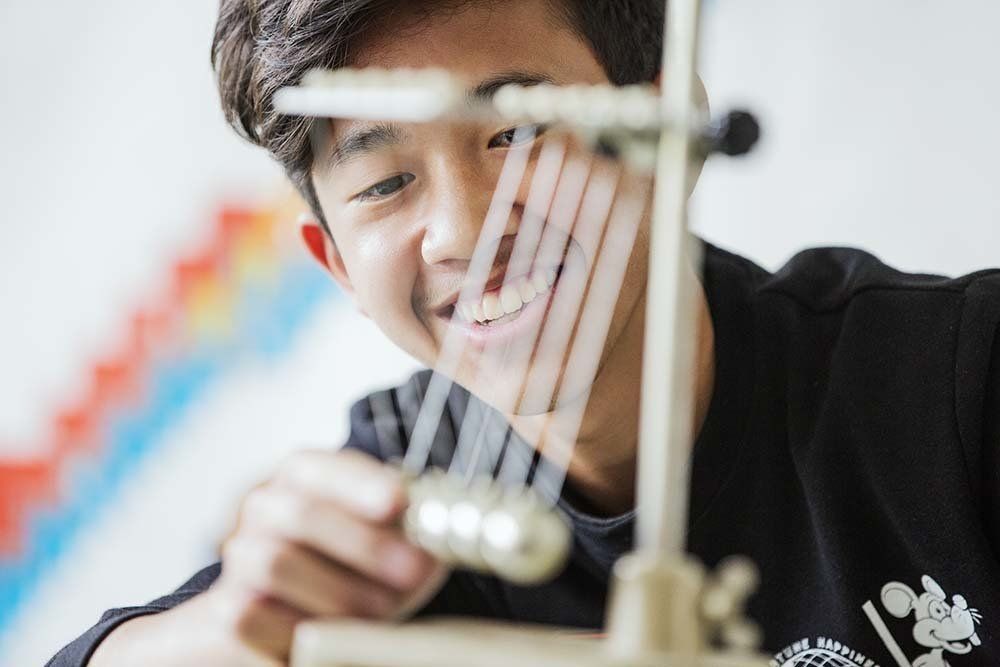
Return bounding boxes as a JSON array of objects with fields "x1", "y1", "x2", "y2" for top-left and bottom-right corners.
[
  {"x1": 365, "y1": 389, "x2": 407, "y2": 463},
  {"x1": 449, "y1": 142, "x2": 596, "y2": 487},
  {"x1": 513, "y1": 160, "x2": 620, "y2": 418},
  {"x1": 491, "y1": 171, "x2": 617, "y2": 490},
  {"x1": 401, "y1": 131, "x2": 534, "y2": 474},
  {"x1": 499, "y1": 176, "x2": 618, "y2": 496},
  {"x1": 498, "y1": 167, "x2": 616, "y2": 484},
  {"x1": 450, "y1": 396, "x2": 494, "y2": 481},
  {"x1": 450, "y1": 151, "x2": 589, "y2": 483},
  {"x1": 490, "y1": 158, "x2": 622, "y2": 490},
  {"x1": 443, "y1": 135, "x2": 567, "y2": 481},
  {"x1": 529, "y1": 172, "x2": 652, "y2": 506},
  {"x1": 454, "y1": 149, "x2": 593, "y2": 484}
]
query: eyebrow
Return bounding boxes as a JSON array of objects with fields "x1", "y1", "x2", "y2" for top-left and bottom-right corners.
[
  {"x1": 468, "y1": 70, "x2": 558, "y2": 101},
  {"x1": 327, "y1": 122, "x2": 406, "y2": 168},
  {"x1": 325, "y1": 71, "x2": 557, "y2": 169}
]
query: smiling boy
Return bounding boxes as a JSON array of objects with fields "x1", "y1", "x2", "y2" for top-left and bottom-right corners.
[{"x1": 50, "y1": 1, "x2": 1000, "y2": 666}]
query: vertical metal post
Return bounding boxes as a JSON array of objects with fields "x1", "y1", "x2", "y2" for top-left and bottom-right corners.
[{"x1": 635, "y1": 0, "x2": 704, "y2": 555}]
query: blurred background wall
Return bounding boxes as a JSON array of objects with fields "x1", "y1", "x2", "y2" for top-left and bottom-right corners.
[{"x1": 0, "y1": 0, "x2": 996, "y2": 664}]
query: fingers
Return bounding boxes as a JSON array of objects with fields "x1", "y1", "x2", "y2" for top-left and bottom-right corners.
[
  {"x1": 221, "y1": 536, "x2": 401, "y2": 618},
  {"x1": 220, "y1": 590, "x2": 305, "y2": 663},
  {"x1": 214, "y1": 449, "x2": 449, "y2": 662},
  {"x1": 271, "y1": 448, "x2": 408, "y2": 523},
  {"x1": 240, "y1": 472, "x2": 437, "y2": 592}
]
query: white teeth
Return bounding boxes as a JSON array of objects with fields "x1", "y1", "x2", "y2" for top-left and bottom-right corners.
[
  {"x1": 531, "y1": 271, "x2": 549, "y2": 293},
  {"x1": 482, "y1": 293, "x2": 502, "y2": 320},
  {"x1": 519, "y1": 281, "x2": 537, "y2": 303},
  {"x1": 500, "y1": 284, "x2": 522, "y2": 314},
  {"x1": 456, "y1": 269, "x2": 560, "y2": 324}
]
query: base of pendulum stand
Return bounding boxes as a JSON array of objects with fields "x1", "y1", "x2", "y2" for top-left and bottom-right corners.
[{"x1": 290, "y1": 553, "x2": 771, "y2": 667}]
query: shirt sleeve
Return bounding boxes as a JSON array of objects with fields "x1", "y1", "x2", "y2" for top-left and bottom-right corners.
[{"x1": 45, "y1": 563, "x2": 221, "y2": 667}]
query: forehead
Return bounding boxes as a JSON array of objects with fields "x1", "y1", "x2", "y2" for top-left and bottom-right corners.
[
  {"x1": 349, "y1": 0, "x2": 608, "y2": 87},
  {"x1": 321, "y1": 0, "x2": 610, "y2": 151}
]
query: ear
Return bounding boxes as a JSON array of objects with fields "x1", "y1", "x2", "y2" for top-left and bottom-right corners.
[
  {"x1": 652, "y1": 72, "x2": 709, "y2": 194},
  {"x1": 922, "y1": 575, "x2": 947, "y2": 600},
  {"x1": 300, "y1": 216, "x2": 331, "y2": 268},
  {"x1": 882, "y1": 582, "x2": 919, "y2": 618},
  {"x1": 299, "y1": 216, "x2": 363, "y2": 313},
  {"x1": 652, "y1": 72, "x2": 710, "y2": 115}
]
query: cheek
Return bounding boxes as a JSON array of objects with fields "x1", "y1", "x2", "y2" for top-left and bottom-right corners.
[
  {"x1": 912, "y1": 619, "x2": 940, "y2": 645},
  {"x1": 607, "y1": 220, "x2": 650, "y2": 323},
  {"x1": 349, "y1": 231, "x2": 434, "y2": 359}
]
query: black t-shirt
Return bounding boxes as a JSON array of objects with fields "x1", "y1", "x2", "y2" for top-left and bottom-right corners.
[{"x1": 49, "y1": 243, "x2": 1000, "y2": 667}]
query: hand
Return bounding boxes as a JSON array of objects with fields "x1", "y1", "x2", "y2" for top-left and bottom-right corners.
[
  {"x1": 90, "y1": 449, "x2": 445, "y2": 666},
  {"x1": 216, "y1": 448, "x2": 446, "y2": 659}
]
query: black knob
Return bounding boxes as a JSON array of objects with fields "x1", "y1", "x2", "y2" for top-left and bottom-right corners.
[{"x1": 703, "y1": 110, "x2": 761, "y2": 157}]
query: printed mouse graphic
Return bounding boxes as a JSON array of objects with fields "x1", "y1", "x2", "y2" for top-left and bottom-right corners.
[{"x1": 881, "y1": 575, "x2": 983, "y2": 667}]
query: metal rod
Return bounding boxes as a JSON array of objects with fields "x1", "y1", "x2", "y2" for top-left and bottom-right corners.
[{"x1": 635, "y1": 0, "x2": 703, "y2": 555}]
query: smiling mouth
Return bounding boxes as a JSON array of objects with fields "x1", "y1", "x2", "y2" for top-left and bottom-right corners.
[
  {"x1": 449, "y1": 266, "x2": 562, "y2": 327},
  {"x1": 929, "y1": 629, "x2": 974, "y2": 653}
]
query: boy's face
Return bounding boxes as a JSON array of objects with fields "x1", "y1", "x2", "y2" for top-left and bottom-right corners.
[{"x1": 310, "y1": 0, "x2": 652, "y2": 415}]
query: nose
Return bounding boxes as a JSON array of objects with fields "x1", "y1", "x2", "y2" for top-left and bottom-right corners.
[
  {"x1": 946, "y1": 604, "x2": 976, "y2": 636},
  {"x1": 421, "y1": 194, "x2": 481, "y2": 266},
  {"x1": 420, "y1": 177, "x2": 523, "y2": 267},
  {"x1": 420, "y1": 142, "x2": 539, "y2": 268}
]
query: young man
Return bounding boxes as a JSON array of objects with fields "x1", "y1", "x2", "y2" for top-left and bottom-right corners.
[{"x1": 51, "y1": 1, "x2": 1000, "y2": 666}]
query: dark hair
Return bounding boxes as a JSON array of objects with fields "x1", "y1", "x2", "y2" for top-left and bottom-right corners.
[{"x1": 211, "y1": 0, "x2": 665, "y2": 229}]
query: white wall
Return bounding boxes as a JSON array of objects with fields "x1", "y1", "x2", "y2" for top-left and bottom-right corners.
[
  {"x1": 0, "y1": 2, "x2": 417, "y2": 663},
  {"x1": 695, "y1": 0, "x2": 1000, "y2": 274},
  {"x1": 1, "y1": 0, "x2": 998, "y2": 664},
  {"x1": 0, "y1": 0, "x2": 283, "y2": 447}
]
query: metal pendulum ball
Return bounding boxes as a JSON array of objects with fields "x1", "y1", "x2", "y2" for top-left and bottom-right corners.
[{"x1": 404, "y1": 469, "x2": 572, "y2": 585}]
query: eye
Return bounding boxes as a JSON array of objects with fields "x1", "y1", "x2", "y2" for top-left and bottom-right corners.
[
  {"x1": 929, "y1": 601, "x2": 948, "y2": 620},
  {"x1": 354, "y1": 173, "x2": 415, "y2": 202},
  {"x1": 488, "y1": 123, "x2": 548, "y2": 149}
]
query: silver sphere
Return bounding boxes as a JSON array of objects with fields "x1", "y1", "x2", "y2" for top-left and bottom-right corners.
[
  {"x1": 480, "y1": 488, "x2": 572, "y2": 585},
  {"x1": 405, "y1": 472, "x2": 572, "y2": 585},
  {"x1": 445, "y1": 477, "x2": 501, "y2": 569},
  {"x1": 404, "y1": 470, "x2": 461, "y2": 563}
]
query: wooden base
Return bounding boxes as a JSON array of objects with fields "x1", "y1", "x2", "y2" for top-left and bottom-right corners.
[{"x1": 291, "y1": 618, "x2": 769, "y2": 667}]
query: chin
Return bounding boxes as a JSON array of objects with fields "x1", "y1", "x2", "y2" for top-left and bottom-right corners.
[{"x1": 464, "y1": 360, "x2": 594, "y2": 419}]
